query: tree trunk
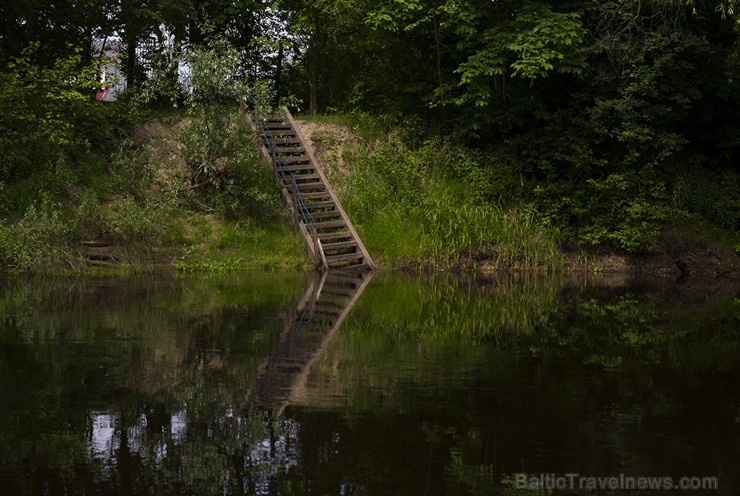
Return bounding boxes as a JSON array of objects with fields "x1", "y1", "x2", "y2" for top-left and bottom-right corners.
[
  {"x1": 126, "y1": 33, "x2": 137, "y2": 90},
  {"x1": 432, "y1": 14, "x2": 444, "y2": 104},
  {"x1": 275, "y1": 42, "x2": 284, "y2": 106},
  {"x1": 309, "y1": 38, "x2": 318, "y2": 115}
]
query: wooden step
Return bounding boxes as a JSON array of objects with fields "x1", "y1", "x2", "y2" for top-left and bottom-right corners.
[
  {"x1": 277, "y1": 151, "x2": 306, "y2": 158},
  {"x1": 325, "y1": 252, "x2": 364, "y2": 263},
  {"x1": 312, "y1": 220, "x2": 346, "y2": 230},
  {"x1": 283, "y1": 178, "x2": 320, "y2": 189},
  {"x1": 313, "y1": 304, "x2": 343, "y2": 315},
  {"x1": 300, "y1": 326, "x2": 333, "y2": 336},
  {"x1": 296, "y1": 182, "x2": 325, "y2": 192},
  {"x1": 276, "y1": 146, "x2": 305, "y2": 154},
  {"x1": 302, "y1": 325, "x2": 331, "y2": 335},
  {"x1": 290, "y1": 173, "x2": 321, "y2": 182},
  {"x1": 311, "y1": 312, "x2": 338, "y2": 322},
  {"x1": 266, "y1": 122, "x2": 292, "y2": 130},
  {"x1": 283, "y1": 156, "x2": 310, "y2": 164},
  {"x1": 305, "y1": 200, "x2": 335, "y2": 209},
  {"x1": 320, "y1": 287, "x2": 356, "y2": 298},
  {"x1": 318, "y1": 231, "x2": 353, "y2": 240},
  {"x1": 314, "y1": 296, "x2": 349, "y2": 307},
  {"x1": 270, "y1": 138, "x2": 301, "y2": 145},
  {"x1": 325, "y1": 273, "x2": 365, "y2": 284},
  {"x1": 280, "y1": 159, "x2": 308, "y2": 168},
  {"x1": 311, "y1": 311, "x2": 342, "y2": 321},
  {"x1": 321, "y1": 240, "x2": 357, "y2": 251},
  {"x1": 319, "y1": 284, "x2": 359, "y2": 294},
  {"x1": 301, "y1": 192, "x2": 332, "y2": 200},
  {"x1": 310, "y1": 210, "x2": 341, "y2": 219},
  {"x1": 313, "y1": 309, "x2": 344, "y2": 319},
  {"x1": 317, "y1": 292, "x2": 353, "y2": 304},
  {"x1": 342, "y1": 262, "x2": 373, "y2": 271},
  {"x1": 268, "y1": 132, "x2": 297, "y2": 139},
  {"x1": 282, "y1": 164, "x2": 314, "y2": 172}
]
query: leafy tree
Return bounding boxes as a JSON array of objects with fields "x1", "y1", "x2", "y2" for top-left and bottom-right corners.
[
  {"x1": 143, "y1": 34, "x2": 280, "y2": 217},
  {"x1": 0, "y1": 46, "x2": 127, "y2": 213},
  {"x1": 1, "y1": 0, "x2": 738, "y2": 251}
]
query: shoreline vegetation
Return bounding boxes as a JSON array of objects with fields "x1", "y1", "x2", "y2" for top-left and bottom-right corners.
[
  {"x1": 0, "y1": 111, "x2": 311, "y2": 276},
  {"x1": 1, "y1": 3, "x2": 738, "y2": 278},
  {"x1": 0, "y1": 110, "x2": 737, "y2": 278},
  {"x1": 299, "y1": 114, "x2": 739, "y2": 278}
]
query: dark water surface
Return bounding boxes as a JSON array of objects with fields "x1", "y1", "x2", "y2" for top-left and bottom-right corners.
[{"x1": 0, "y1": 272, "x2": 738, "y2": 495}]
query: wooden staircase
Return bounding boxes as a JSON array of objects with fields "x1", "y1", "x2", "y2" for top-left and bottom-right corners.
[
  {"x1": 256, "y1": 270, "x2": 374, "y2": 413},
  {"x1": 249, "y1": 107, "x2": 374, "y2": 271}
]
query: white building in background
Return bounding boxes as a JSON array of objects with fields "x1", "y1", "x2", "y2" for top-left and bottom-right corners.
[{"x1": 92, "y1": 39, "x2": 127, "y2": 101}]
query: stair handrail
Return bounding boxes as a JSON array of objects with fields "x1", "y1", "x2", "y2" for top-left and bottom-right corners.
[
  {"x1": 249, "y1": 95, "x2": 316, "y2": 236},
  {"x1": 245, "y1": 97, "x2": 327, "y2": 268}
]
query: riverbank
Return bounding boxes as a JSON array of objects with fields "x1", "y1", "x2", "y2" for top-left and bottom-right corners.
[
  {"x1": 295, "y1": 116, "x2": 740, "y2": 278},
  {"x1": 0, "y1": 112, "x2": 311, "y2": 275},
  {"x1": 1, "y1": 112, "x2": 737, "y2": 277}
]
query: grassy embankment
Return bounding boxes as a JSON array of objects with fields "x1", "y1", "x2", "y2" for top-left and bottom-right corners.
[
  {"x1": 2, "y1": 106, "x2": 736, "y2": 275},
  {"x1": 297, "y1": 113, "x2": 739, "y2": 275},
  {"x1": 1, "y1": 107, "x2": 564, "y2": 275},
  {"x1": 0, "y1": 109, "x2": 309, "y2": 275},
  {"x1": 298, "y1": 114, "x2": 563, "y2": 271}
]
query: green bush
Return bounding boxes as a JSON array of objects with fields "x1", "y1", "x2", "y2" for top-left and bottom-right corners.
[
  {"x1": 144, "y1": 35, "x2": 282, "y2": 221},
  {"x1": 672, "y1": 168, "x2": 740, "y2": 233},
  {"x1": 534, "y1": 170, "x2": 669, "y2": 252},
  {"x1": 0, "y1": 45, "x2": 130, "y2": 214},
  {"x1": 0, "y1": 199, "x2": 73, "y2": 274},
  {"x1": 219, "y1": 146, "x2": 283, "y2": 220},
  {"x1": 106, "y1": 194, "x2": 183, "y2": 245},
  {"x1": 108, "y1": 141, "x2": 157, "y2": 196}
]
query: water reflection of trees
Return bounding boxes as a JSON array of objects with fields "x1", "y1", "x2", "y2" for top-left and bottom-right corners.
[
  {"x1": 298, "y1": 274, "x2": 740, "y2": 495},
  {"x1": 326, "y1": 273, "x2": 740, "y2": 370},
  {"x1": 0, "y1": 275, "x2": 308, "y2": 495},
  {"x1": 1, "y1": 274, "x2": 738, "y2": 495},
  {"x1": 82, "y1": 407, "x2": 301, "y2": 495}
]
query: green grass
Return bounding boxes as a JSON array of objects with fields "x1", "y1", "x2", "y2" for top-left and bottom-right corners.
[
  {"x1": 0, "y1": 110, "x2": 311, "y2": 276},
  {"x1": 353, "y1": 194, "x2": 562, "y2": 270},
  {"x1": 176, "y1": 216, "x2": 310, "y2": 272},
  {"x1": 304, "y1": 114, "x2": 564, "y2": 271}
]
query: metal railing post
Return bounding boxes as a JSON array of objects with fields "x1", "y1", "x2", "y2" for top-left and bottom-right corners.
[
  {"x1": 270, "y1": 138, "x2": 277, "y2": 179},
  {"x1": 312, "y1": 226, "x2": 319, "y2": 265},
  {"x1": 291, "y1": 179, "x2": 299, "y2": 227}
]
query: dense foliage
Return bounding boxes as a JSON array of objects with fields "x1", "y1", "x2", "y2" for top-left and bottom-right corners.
[
  {"x1": 0, "y1": 33, "x2": 302, "y2": 273},
  {"x1": 279, "y1": 0, "x2": 739, "y2": 251},
  {"x1": 0, "y1": 0, "x2": 738, "y2": 264},
  {"x1": 0, "y1": 46, "x2": 129, "y2": 213}
]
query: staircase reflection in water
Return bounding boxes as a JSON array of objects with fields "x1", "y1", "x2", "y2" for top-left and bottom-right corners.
[{"x1": 256, "y1": 270, "x2": 374, "y2": 414}]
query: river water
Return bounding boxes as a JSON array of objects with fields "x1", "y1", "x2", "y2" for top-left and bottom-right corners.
[{"x1": 0, "y1": 272, "x2": 737, "y2": 495}]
